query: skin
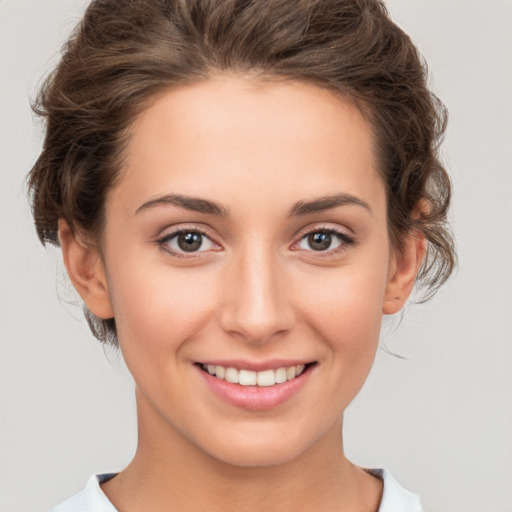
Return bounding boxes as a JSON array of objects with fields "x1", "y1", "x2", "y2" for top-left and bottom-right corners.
[{"x1": 59, "y1": 75, "x2": 425, "y2": 512}]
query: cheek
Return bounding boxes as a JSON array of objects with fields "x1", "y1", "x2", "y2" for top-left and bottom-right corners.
[
  {"x1": 299, "y1": 263, "x2": 388, "y2": 339},
  {"x1": 294, "y1": 259, "x2": 388, "y2": 395},
  {"x1": 107, "y1": 261, "x2": 218, "y2": 354}
]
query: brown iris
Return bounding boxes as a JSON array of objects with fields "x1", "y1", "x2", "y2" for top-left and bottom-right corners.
[
  {"x1": 307, "y1": 232, "x2": 332, "y2": 251},
  {"x1": 177, "y1": 232, "x2": 203, "y2": 252}
]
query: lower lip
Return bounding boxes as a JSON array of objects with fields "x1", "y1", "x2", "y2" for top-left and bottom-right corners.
[{"x1": 197, "y1": 366, "x2": 313, "y2": 411}]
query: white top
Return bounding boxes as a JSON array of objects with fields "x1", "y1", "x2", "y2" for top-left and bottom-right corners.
[{"x1": 51, "y1": 469, "x2": 423, "y2": 512}]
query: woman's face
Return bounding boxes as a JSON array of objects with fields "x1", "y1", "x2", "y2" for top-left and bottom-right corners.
[{"x1": 98, "y1": 76, "x2": 398, "y2": 466}]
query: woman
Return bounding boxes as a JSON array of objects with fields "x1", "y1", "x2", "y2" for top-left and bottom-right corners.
[{"x1": 28, "y1": 0, "x2": 455, "y2": 510}]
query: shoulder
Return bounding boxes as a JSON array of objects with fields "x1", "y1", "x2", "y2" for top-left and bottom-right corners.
[
  {"x1": 367, "y1": 468, "x2": 424, "y2": 512},
  {"x1": 50, "y1": 474, "x2": 118, "y2": 512}
]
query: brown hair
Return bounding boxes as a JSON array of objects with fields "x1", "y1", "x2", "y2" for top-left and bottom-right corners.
[{"x1": 28, "y1": 0, "x2": 456, "y2": 346}]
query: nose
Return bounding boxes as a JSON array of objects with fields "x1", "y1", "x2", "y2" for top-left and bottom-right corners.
[{"x1": 219, "y1": 244, "x2": 295, "y2": 345}]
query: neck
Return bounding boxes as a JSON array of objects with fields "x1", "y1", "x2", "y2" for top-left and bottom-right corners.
[{"x1": 101, "y1": 387, "x2": 382, "y2": 512}]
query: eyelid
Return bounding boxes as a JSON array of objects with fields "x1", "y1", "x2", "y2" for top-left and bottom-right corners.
[
  {"x1": 291, "y1": 224, "x2": 356, "y2": 254},
  {"x1": 155, "y1": 224, "x2": 222, "y2": 258},
  {"x1": 153, "y1": 223, "x2": 356, "y2": 259}
]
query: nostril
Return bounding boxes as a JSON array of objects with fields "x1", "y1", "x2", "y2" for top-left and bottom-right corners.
[{"x1": 218, "y1": 267, "x2": 295, "y2": 343}]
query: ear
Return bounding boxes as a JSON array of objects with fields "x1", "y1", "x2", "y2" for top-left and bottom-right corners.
[
  {"x1": 382, "y1": 232, "x2": 427, "y2": 315},
  {"x1": 58, "y1": 219, "x2": 115, "y2": 320}
]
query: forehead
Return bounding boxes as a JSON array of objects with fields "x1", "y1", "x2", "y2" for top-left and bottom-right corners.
[{"x1": 112, "y1": 75, "x2": 385, "y2": 218}]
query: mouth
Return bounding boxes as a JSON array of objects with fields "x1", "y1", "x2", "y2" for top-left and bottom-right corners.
[
  {"x1": 196, "y1": 362, "x2": 316, "y2": 387},
  {"x1": 196, "y1": 360, "x2": 317, "y2": 410}
]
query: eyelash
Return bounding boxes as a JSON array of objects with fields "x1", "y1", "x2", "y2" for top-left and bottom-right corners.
[
  {"x1": 155, "y1": 226, "x2": 356, "y2": 258},
  {"x1": 155, "y1": 227, "x2": 218, "y2": 259},
  {"x1": 293, "y1": 226, "x2": 356, "y2": 256}
]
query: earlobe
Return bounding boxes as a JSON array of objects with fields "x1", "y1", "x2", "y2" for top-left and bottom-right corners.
[
  {"x1": 58, "y1": 219, "x2": 114, "y2": 320},
  {"x1": 382, "y1": 233, "x2": 427, "y2": 315}
]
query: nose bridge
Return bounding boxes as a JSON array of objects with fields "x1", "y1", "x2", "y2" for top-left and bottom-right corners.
[{"x1": 220, "y1": 239, "x2": 293, "y2": 343}]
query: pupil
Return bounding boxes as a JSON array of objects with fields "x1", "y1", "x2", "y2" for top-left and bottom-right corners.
[
  {"x1": 178, "y1": 232, "x2": 202, "y2": 252},
  {"x1": 308, "y1": 232, "x2": 331, "y2": 251}
]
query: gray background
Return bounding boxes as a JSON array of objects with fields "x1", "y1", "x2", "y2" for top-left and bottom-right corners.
[{"x1": 1, "y1": 1, "x2": 511, "y2": 511}]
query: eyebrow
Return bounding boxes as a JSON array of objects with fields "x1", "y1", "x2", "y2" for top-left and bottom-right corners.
[
  {"x1": 135, "y1": 192, "x2": 371, "y2": 217},
  {"x1": 135, "y1": 194, "x2": 228, "y2": 217},
  {"x1": 288, "y1": 193, "x2": 372, "y2": 216}
]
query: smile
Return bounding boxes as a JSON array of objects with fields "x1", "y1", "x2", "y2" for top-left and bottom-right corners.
[
  {"x1": 200, "y1": 363, "x2": 310, "y2": 387},
  {"x1": 197, "y1": 361, "x2": 316, "y2": 410}
]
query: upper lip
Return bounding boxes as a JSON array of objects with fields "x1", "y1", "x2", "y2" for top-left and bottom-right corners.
[{"x1": 196, "y1": 359, "x2": 316, "y2": 372}]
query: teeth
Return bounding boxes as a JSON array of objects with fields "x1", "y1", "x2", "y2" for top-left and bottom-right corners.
[
  {"x1": 275, "y1": 367, "x2": 287, "y2": 384},
  {"x1": 225, "y1": 367, "x2": 238, "y2": 384},
  {"x1": 202, "y1": 363, "x2": 309, "y2": 386},
  {"x1": 257, "y1": 369, "x2": 275, "y2": 387},
  {"x1": 286, "y1": 366, "x2": 296, "y2": 380},
  {"x1": 239, "y1": 369, "x2": 257, "y2": 386}
]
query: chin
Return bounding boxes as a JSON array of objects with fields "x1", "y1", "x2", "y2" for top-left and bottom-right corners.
[
  {"x1": 209, "y1": 444, "x2": 306, "y2": 469},
  {"x1": 197, "y1": 422, "x2": 330, "y2": 469}
]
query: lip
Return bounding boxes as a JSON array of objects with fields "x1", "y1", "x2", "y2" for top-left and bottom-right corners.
[
  {"x1": 196, "y1": 361, "x2": 315, "y2": 411},
  {"x1": 198, "y1": 359, "x2": 313, "y2": 372}
]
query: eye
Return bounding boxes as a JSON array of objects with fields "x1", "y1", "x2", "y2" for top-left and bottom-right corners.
[
  {"x1": 159, "y1": 229, "x2": 217, "y2": 255},
  {"x1": 296, "y1": 229, "x2": 354, "y2": 253}
]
